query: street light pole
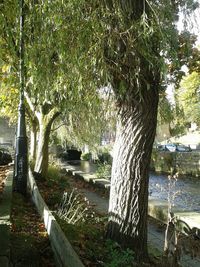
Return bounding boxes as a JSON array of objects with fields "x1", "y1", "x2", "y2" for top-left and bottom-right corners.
[{"x1": 14, "y1": 0, "x2": 28, "y2": 195}]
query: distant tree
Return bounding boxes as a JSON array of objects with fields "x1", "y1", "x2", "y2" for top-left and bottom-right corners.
[
  {"x1": 177, "y1": 71, "x2": 200, "y2": 127},
  {"x1": 164, "y1": 31, "x2": 200, "y2": 136},
  {"x1": 170, "y1": 34, "x2": 200, "y2": 132}
]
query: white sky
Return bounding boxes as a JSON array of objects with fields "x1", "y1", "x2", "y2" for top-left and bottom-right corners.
[{"x1": 178, "y1": 1, "x2": 200, "y2": 45}]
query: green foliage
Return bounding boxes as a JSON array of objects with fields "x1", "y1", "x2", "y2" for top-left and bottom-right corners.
[
  {"x1": 188, "y1": 45, "x2": 200, "y2": 73},
  {"x1": 177, "y1": 71, "x2": 200, "y2": 126},
  {"x1": 47, "y1": 165, "x2": 62, "y2": 182},
  {"x1": 169, "y1": 99, "x2": 189, "y2": 136},
  {"x1": 170, "y1": 122, "x2": 187, "y2": 137},
  {"x1": 57, "y1": 189, "x2": 87, "y2": 225},
  {"x1": 56, "y1": 209, "x2": 135, "y2": 267},
  {"x1": 168, "y1": 31, "x2": 199, "y2": 87},
  {"x1": 98, "y1": 151, "x2": 113, "y2": 164},
  {"x1": 105, "y1": 240, "x2": 135, "y2": 267},
  {"x1": 81, "y1": 152, "x2": 92, "y2": 161},
  {"x1": 157, "y1": 94, "x2": 174, "y2": 126},
  {"x1": 0, "y1": 0, "x2": 109, "y2": 151},
  {"x1": 96, "y1": 162, "x2": 112, "y2": 180},
  {"x1": 0, "y1": 66, "x2": 19, "y2": 122},
  {"x1": 1, "y1": 0, "x2": 199, "y2": 152}
]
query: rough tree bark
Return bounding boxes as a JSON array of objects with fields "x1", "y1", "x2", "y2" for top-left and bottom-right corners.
[
  {"x1": 107, "y1": 84, "x2": 159, "y2": 260},
  {"x1": 103, "y1": 0, "x2": 161, "y2": 261}
]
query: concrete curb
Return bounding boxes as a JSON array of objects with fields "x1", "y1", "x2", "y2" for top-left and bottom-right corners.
[
  {"x1": 0, "y1": 169, "x2": 13, "y2": 267},
  {"x1": 28, "y1": 169, "x2": 85, "y2": 267}
]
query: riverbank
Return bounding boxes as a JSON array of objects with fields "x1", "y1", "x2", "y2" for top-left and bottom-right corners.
[
  {"x1": 49, "y1": 161, "x2": 200, "y2": 266},
  {"x1": 59, "y1": 160, "x2": 200, "y2": 234},
  {"x1": 151, "y1": 150, "x2": 200, "y2": 177}
]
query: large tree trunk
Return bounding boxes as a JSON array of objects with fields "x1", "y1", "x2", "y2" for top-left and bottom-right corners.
[
  {"x1": 107, "y1": 85, "x2": 159, "y2": 260},
  {"x1": 34, "y1": 109, "x2": 60, "y2": 178},
  {"x1": 103, "y1": 0, "x2": 161, "y2": 260}
]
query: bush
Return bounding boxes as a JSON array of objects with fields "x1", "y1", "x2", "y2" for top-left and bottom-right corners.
[
  {"x1": 57, "y1": 189, "x2": 87, "y2": 225},
  {"x1": 98, "y1": 151, "x2": 112, "y2": 164},
  {"x1": 47, "y1": 165, "x2": 62, "y2": 180},
  {"x1": 81, "y1": 152, "x2": 92, "y2": 161},
  {"x1": 96, "y1": 163, "x2": 111, "y2": 180},
  {"x1": 0, "y1": 148, "x2": 12, "y2": 165},
  {"x1": 105, "y1": 240, "x2": 135, "y2": 267}
]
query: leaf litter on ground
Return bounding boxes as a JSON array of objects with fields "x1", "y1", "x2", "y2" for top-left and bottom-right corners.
[{"x1": 10, "y1": 191, "x2": 56, "y2": 267}]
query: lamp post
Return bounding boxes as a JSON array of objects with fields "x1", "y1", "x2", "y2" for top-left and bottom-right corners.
[{"x1": 14, "y1": 0, "x2": 28, "y2": 195}]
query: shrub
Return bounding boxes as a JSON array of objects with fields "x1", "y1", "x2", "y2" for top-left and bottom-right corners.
[
  {"x1": 47, "y1": 165, "x2": 62, "y2": 180},
  {"x1": 96, "y1": 163, "x2": 111, "y2": 180},
  {"x1": 57, "y1": 189, "x2": 87, "y2": 225},
  {"x1": 81, "y1": 152, "x2": 92, "y2": 161},
  {"x1": 98, "y1": 151, "x2": 112, "y2": 164},
  {"x1": 105, "y1": 240, "x2": 135, "y2": 267}
]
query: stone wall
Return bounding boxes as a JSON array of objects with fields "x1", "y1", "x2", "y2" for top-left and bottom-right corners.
[{"x1": 151, "y1": 150, "x2": 200, "y2": 177}]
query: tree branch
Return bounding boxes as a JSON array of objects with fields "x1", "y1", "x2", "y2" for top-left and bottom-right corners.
[
  {"x1": 51, "y1": 123, "x2": 67, "y2": 132},
  {"x1": 24, "y1": 91, "x2": 40, "y2": 121}
]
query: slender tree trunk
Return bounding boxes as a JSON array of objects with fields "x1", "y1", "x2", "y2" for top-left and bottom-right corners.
[
  {"x1": 30, "y1": 120, "x2": 37, "y2": 161},
  {"x1": 34, "y1": 110, "x2": 60, "y2": 178},
  {"x1": 107, "y1": 86, "x2": 159, "y2": 260},
  {"x1": 34, "y1": 117, "x2": 50, "y2": 178}
]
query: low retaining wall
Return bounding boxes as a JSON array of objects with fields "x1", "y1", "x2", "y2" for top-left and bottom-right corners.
[
  {"x1": 151, "y1": 151, "x2": 200, "y2": 177},
  {"x1": 28, "y1": 170, "x2": 85, "y2": 267}
]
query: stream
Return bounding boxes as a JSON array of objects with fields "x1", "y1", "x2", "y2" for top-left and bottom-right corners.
[{"x1": 62, "y1": 160, "x2": 200, "y2": 212}]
